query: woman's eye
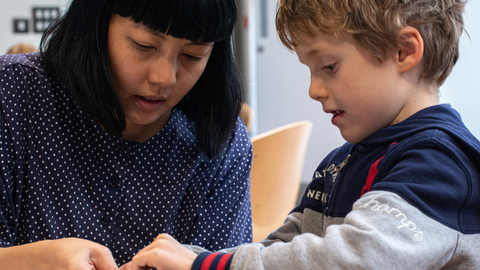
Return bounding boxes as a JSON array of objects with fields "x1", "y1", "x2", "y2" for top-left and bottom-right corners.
[
  {"x1": 184, "y1": 54, "x2": 201, "y2": 61},
  {"x1": 133, "y1": 41, "x2": 154, "y2": 51}
]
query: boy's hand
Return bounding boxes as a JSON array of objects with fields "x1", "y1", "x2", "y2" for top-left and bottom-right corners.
[{"x1": 121, "y1": 234, "x2": 197, "y2": 270}]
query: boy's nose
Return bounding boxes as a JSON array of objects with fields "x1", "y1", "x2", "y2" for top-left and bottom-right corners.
[
  {"x1": 148, "y1": 57, "x2": 177, "y2": 88},
  {"x1": 309, "y1": 77, "x2": 329, "y2": 101}
]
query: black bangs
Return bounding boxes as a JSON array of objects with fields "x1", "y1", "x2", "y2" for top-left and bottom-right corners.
[{"x1": 110, "y1": 0, "x2": 237, "y2": 42}]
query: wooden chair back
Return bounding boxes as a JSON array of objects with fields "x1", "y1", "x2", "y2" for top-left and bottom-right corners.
[{"x1": 250, "y1": 120, "x2": 313, "y2": 242}]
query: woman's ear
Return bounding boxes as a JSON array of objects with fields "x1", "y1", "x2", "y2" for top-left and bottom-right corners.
[{"x1": 396, "y1": 26, "x2": 424, "y2": 73}]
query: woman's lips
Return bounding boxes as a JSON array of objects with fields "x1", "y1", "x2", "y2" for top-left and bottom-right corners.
[{"x1": 135, "y1": 95, "x2": 164, "y2": 111}]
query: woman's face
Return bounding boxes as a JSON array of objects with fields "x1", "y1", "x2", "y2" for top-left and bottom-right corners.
[{"x1": 107, "y1": 14, "x2": 214, "y2": 141}]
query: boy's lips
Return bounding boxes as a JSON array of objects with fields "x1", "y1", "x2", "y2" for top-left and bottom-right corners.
[
  {"x1": 325, "y1": 109, "x2": 344, "y2": 115},
  {"x1": 332, "y1": 110, "x2": 344, "y2": 116},
  {"x1": 325, "y1": 109, "x2": 345, "y2": 125}
]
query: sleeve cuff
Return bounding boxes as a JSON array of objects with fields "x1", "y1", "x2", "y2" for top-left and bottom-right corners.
[{"x1": 191, "y1": 252, "x2": 234, "y2": 270}]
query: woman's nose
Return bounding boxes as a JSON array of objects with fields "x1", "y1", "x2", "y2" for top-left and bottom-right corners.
[{"x1": 148, "y1": 57, "x2": 177, "y2": 88}]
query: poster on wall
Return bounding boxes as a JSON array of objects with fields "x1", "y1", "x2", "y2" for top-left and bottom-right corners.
[
  {"x1": 12, "y1": 7, "x2": 59, "y2": 34},
  {"x1": 2, "y1": 3, "x2": 62, "y2": 54}
]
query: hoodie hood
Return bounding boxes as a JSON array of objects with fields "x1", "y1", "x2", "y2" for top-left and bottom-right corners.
[{"x1": 360, "y1": 104, "x2": 480, "y2": 169}]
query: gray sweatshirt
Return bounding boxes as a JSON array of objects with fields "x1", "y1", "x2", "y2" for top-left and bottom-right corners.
[{"x1": 190, "y1": 105, "x2": 480, "y2": 270}]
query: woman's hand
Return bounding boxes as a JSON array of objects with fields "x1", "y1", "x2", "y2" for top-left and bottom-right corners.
[
  {"x1": 120, "y1": 234, "x2": 197, "y2": 270},
  {"x1": 0, "y1": 237, "x2": 118, "y2": 270}
]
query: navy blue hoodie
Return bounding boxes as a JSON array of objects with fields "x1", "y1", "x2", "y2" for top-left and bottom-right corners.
[{"x1": 192, "y1": 104, "x2": 480, "y2": 270}]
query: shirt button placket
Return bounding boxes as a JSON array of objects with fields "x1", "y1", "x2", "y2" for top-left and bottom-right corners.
[
  {"x1": 109, "y1": 176, "x2": 121, "y2": 189},
  {"x1": 101, "y1": 214, "x2": 111, "y2": 226},
  {"x1": 111, "y1": 143, "x2": 127, "y2": 190},
  {"x1": 116, "y1": 145, "x2": 125, "y2": 155}
]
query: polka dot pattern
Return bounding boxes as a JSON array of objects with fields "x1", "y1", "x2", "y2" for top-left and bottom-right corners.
[{"x1": 0, "y1": 53, "x2": 253, "y2": 265}]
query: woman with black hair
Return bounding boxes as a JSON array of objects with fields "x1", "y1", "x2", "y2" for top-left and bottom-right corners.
[{"x1": 0, "y1": 0, "x2": 252, "y2": 269}]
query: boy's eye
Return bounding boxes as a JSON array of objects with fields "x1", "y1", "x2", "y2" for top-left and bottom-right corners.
[{"x1": 322, "y1": 63, "x2": 336, "y2": 70}]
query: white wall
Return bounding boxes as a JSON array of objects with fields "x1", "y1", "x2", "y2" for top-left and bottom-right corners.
[
  {"x1": 0, "y1": 0, "x2": 69, "y2": 54},
  {"x1": 440, "y1": 0, "x2": 480, "y2": 137},
  {"x1": 254, "y1": 0, "x2": 480, "y2": 183}
]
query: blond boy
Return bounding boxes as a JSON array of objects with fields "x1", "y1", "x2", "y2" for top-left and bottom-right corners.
[{"x1": 121, "y1": 0, "x2": 480, "y2": 269}]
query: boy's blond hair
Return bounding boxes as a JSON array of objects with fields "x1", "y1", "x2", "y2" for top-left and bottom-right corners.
[{"x1": 276, "y1": 0, "x2": 467, "y2": 86}]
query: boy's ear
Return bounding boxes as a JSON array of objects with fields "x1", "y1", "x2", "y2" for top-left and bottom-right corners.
[{"x1": 396, "y1": 26, "x2": 424, "y2": 73}]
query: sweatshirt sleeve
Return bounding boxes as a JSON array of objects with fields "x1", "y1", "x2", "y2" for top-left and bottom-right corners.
[
  {"x1": 191, "y1": 190, "x2": 460, "y2": 270},
  {"x1": 191, "y1": 252, "x2": 234, "y2": 270}
]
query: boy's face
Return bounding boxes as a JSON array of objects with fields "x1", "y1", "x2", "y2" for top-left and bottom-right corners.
[{"x1": 295, "y1": 32, "x2": 416, "y2": 143}]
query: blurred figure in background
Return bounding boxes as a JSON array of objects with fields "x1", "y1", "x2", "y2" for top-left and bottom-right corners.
[{"x1": 6, "y1": 42, "x2": 37, "y2": 54}]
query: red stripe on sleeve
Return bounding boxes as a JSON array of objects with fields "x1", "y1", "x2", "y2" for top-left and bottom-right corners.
[
  {"x1": 201, "y1": 254, "x2": 218, "y2": 270},
  {"x1": 217, "y1": 253, "x2": 233, "y2": 270}
]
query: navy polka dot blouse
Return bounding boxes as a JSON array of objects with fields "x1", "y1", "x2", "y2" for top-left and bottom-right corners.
[{"x1": 0, "y1": 53, "x2": 253, "y2": 265}]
